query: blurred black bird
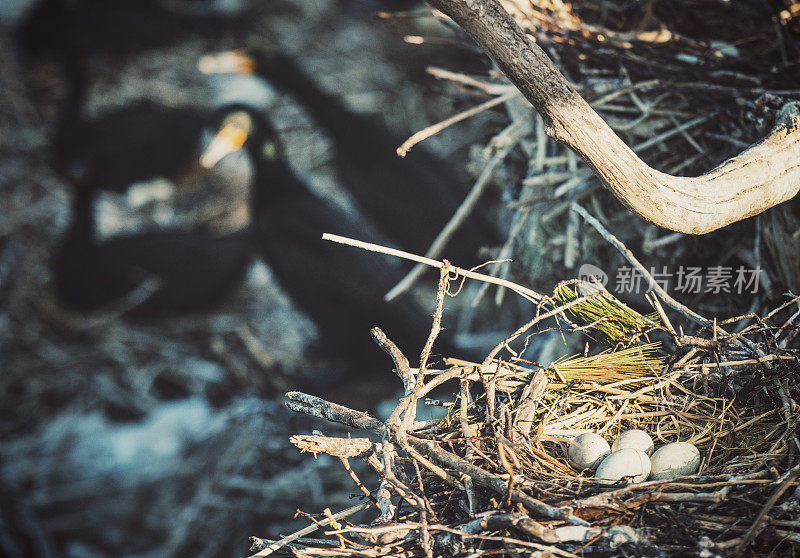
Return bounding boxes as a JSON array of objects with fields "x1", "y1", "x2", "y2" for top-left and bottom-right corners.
[
  {"x1": 202, "y1": 105, "x2": 446, "y2": 378},
  {"x1": 39, "y1": 26, "x2": 213, "y2": 194},
  {"x1": 52, "y1": 105, "x2": 261, "y2": 317},
  {"x1": 242, "y1": 48, "x2": 501, "y2": 266},
  {"x1": 45, "y1": 35, "x2": 273, "y2": 198},
  {"x1": 56, "y1": 100, "x2": 211, "y2": 194},
  {"x1": 16, "y1": 0, "x2": 267, "y2": 185},
  {"x1": 16, "y1": 0, "x2": 240, "y2": 61}
]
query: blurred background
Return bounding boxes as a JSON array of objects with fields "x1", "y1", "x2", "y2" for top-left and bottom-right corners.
[
  {"x1": 1, "y1": 0, "x2": 798, "y2": 555},
  {"x1": 0, "y1": 0, "x2": 526, "y2": 556}
]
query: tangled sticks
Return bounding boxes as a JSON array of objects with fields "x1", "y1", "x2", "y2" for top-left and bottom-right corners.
[
  {"x1": 268, "y1": 245, "x2": 800, "y2": 556},
  {"x1": 424, "y1": 0, "x2": 800, "y2": 234}
]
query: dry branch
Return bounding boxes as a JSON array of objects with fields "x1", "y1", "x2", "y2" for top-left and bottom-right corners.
[
  {"x1": 424, "y1": 0, "x2": 800, "y2": 234},
  {"x1": 280, "y1": 225, "x2": 800, "y2": 556},
  {"x1": 285, "y1": 391, "x2": 589, "y2": 526}
]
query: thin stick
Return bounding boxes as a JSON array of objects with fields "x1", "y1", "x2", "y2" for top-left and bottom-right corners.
[
  {"x1": 286, "y1": 391, "x2": 586, "y2": 525},
  {"x1": 642, "y1": 231, "x2": 684, "y2": 253},
  {"x1": 397, "y1": 89, "x2": 518, "y2": 156},
  {"x1": 426, "y1": 66, "x2": 515, "y2": 95},
  {"x1": 340, "y1": 457, "x2": 378, "y2": 505},
  {"x1": 371, "y1": 327, "x2": 414, "y2": 394},
  {"x1": 386, "y1": 136, "x2": 515, "y2": 301},
  {"x1": 419, "y1": 261, "x2": 451, "y2": 371},
  {"x1": 733, "y1": 461, "x2": 800, "y2": 557},
  {"x1": 571, "y1": 203, "x2": 710, "y2": 327},
  {"x1": 322, "y1": 234, "x2": 545, "y2": 303},
  {"x1": 247, "y1": 502, "x2": 371, "y2": 557},
  {"x1": 689, "y1": 355, "x2": 798, "y2": 369}
]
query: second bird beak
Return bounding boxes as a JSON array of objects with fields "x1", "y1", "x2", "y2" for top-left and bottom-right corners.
[{"x1": 200, "y1": 123, "x2": 249, "y2": 169}]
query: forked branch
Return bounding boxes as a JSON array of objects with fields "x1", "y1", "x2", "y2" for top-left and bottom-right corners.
[{"x1": 425, "y1": 0, "x2": 800, "y2": 234}]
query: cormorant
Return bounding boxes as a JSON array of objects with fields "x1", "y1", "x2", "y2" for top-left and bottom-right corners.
[
  {"x1": 52, "y1": 105, "x2": 262, "y2": 317},
  {"x1": 203, "y1": 105, "x2": 448, "y2": 380},
  {"x1": 16, "y1": 0, "x2": 241, "y2": 61},
  {"x1": 56, "y1": 100, "x2": 211, "y2": 194},
  {"x1": 43, "y1": 33, "x2": 272, "y2": 197},
  {"x1": 245, "y1": 48, "x2": 502, "y2": 267}
]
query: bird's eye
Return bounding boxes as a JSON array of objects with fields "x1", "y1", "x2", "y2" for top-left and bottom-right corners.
[{"x1": 262, "y1": 141, "x2": 277, "y2": 160}]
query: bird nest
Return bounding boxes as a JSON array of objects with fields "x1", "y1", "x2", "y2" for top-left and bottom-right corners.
[
  {"x1": 250, "y1": 2, "x2": 800, "y2": 554},
  {"x1": 254, "y1": 243, "x2": 800, "y2": 557}
]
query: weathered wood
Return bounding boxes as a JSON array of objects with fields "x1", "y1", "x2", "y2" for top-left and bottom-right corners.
[
  {"x1": 425, "y1": 0, "x2": 800, "y2": 234},
  {"x1": 284, "y1": 391, "x2": 589, "y2": 526}
]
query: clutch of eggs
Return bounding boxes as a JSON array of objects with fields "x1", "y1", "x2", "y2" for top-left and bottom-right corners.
[{"x1": 568, "y1": 430, "x2": 700, "y2": 485}]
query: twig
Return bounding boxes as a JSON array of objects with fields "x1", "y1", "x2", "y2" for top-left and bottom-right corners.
[
  {"x1": 247, "y1": 502, "x2": 371, "y2": 557},
  {"x1": 291, "y1": 435, "x2": 373, "y2": 459},
  {"x1": 322, "y1": 233, "x2": 545, "y2": 303},
  {"x1": 419, "y1": 261, "x2": 451, "y2": 372},
  {"x1": 733, "y1": 461, "x2": 800, "y2": 557},
  {"x1": 340, "y1": 457, "x2": 378, "y2": 505},
  {"x1": 571, "y1": 203, "x2": 765, "y2": 358},
  {"x1": 285, "y1": 392, "x2": 386, "y2": 435},
  {"x1": 690, "y1": 355, "x2": 798, "y2": 370},
  {"x1": 409, "y1": 435, "x2": 589, "y2": 525},
  {"x1": 642, "y1": 231, "x2": 684, "y2": 253},
  {"x1": 459, "y1": 378, "x2": 477, "y2": 514},
  {"x1": 396, "y1": 90, "x2": 518, "y2": 156},
  {"x1": 371, "y1": 327, "x2": 414, "y2": 394},
  {"x1": 285, "y1": 392, "x2": 588, "y2": 526},
  {"x1": 570, "y1": 203, "x2": 710, "y2": 327},
  {"x1": 426, "y1": 66, "x2": 516, "y2": 95},
  {"x1": 385, "y1": 136, "x2": 515, "y2": 301},
  {"x1": 631, "y1": 115, "x2": 710, "y2": 153}
]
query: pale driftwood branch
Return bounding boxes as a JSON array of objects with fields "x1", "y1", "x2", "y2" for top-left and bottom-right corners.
[
  {"x1": 290, "y1": 434, "x2": 374, "y2": 459},
  {"x1": 424, "y1": 0, "x2": 800, "y2": 234}
]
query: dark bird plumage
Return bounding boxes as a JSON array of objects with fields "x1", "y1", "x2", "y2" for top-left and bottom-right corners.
[
  {"x1": 213, "y1": 106, "x2": 446, "y2": 383},
  {"x1": 55, "y1": 100, "x2": 209, "y2": 193},
  {"x1": 17, "y1": 0, "x2": 267, "y2": 193},
  {"x1": 248, "y1": 49, "x2": 501, "y2": 266},
  {"x1": 40, "y1": 26, "x2": 212, "y2": 194},
  {"x1": 52, "y1": 105, "x2": 260, "y2": 317},
  {"x1": 16, "y1": 0, "x2": 237, "y2": 61}
]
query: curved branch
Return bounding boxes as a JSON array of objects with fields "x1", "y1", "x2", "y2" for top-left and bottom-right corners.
[{"x1": 425, "y1": 0, "x2": 800, "y2": 234}]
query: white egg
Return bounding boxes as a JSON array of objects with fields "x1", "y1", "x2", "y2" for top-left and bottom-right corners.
[
  {"x1": 611, "y1": 429, "x2": 654, "y2": 456},
  {"x1": 649, "y1": 442, "x2": 701, "y2": 480},
  {"x1": 568, "y1": 433, "x2": 610, "y2": 471},
  {"x1": 595, "y1": 448, "x2": 651, "y2": 486}
]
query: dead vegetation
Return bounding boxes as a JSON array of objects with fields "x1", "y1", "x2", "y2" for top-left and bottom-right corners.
[
  {"x1": 2, "y1": 0, "x2": 799, "y2": 556},
  {"x1": 257, "y1": 0, "x2": 800, "y2": 556},
  {"x1": 269, "y1": 251, "x2": 800, "y2": 557}
]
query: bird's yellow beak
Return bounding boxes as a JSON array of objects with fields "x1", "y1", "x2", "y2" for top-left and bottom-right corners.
[
  {"x1": 200, "y1": 123, "x2": 249, "y2": 168},
  {"x1": 197, "y1": 49, "x2": 255, "y2": 75}
]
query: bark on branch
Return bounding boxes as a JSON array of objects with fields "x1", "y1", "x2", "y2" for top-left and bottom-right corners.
[
  {"x1": 425, "y1": 0, "x2": 800, "y2": 234},
  {"x1": 285, "y1": 391, "x2": 588, "y2": 526}
]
